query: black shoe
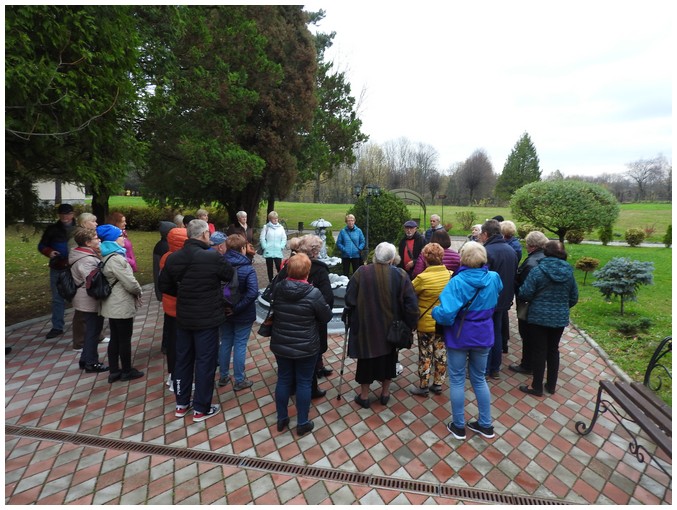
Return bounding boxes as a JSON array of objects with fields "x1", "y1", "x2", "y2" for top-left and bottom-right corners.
[
  {"x1": 276, "y1": 417, "x2": 290, "y2": 432},
  {"x1": 120, "y1": 368, "x2": 144, "y2": 381},
  {"x1": 296, "y1": 420, "x2": 314, "y2": 436},
  {"x1": 519, "y1": 384, "x2": 543, "y2": 397},
  {"x1": 429, "y1": 384, "x2": 443, "y2": 395},
  {"x1": 84, "y1": 363, "x2": 109, "y2": 373},
  {"x1": 544, "y1": 385, "x2": 556, "y2": 394},
  {"x1": 316, "y1": 366, "x2": 333, "y2": 378},
  {"x1": 379, "y1": 394, "x2": 390, "y2": 405},
  {"x1": 79, "y1": 360, "x2": 86, "y2": 370},
  {"x1": 5, "y1": 347, "x2": 11, "y2": 355},
  {"x1": 354, "y1": 395, "x2": 370, "y2": 409},
  {"x1": 508, "y1": 363, "x2": 533, "y2": 375},
  {"x1": 311, "y1": 388, "x2": 327, "y2": 399},
  {"x1": 46, "y1": 329, "x2": 63, "y2": 339},
  {"x1": 108, "y1": 372, "x2": 122, "y2": 383}
]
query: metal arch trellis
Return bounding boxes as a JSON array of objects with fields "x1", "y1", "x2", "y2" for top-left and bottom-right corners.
[{"x1": 389, "y1": 188, "x2": 427, "y2": 228}]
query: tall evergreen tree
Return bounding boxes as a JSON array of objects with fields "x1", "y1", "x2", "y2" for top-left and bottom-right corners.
[
  {"x1": 5, "y1": 5, "x2": 143, "y2": 223},
  {"x1": 295, "y1": 10, "x2": 368, "y2": 205},
  {"x1": 495, "y1": 132, "x2": 541, "y2": 201}
]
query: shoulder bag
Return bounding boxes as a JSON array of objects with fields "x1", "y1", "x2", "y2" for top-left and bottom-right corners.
[{"x1": 386, "y1": 270, "x2": 414, "y2": 350}]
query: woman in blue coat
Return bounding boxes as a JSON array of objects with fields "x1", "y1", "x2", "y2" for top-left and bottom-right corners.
[
  {"x1": 432, "y1": 242, "x2": 502, "y2": 440},
  {"x1": 336, "y1": 214, "x2": 365, "y2": 276},
  {"x1": 518, "y1": 241, "x2": 578, "y2": 397}
]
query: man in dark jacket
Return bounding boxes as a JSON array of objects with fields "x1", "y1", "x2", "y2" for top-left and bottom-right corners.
[
  {"x1": 153, "y1": 221, "x2": 176, "y2": 301},
  {"x1": 480, "y1": 219, "x2": 518, "y2": 379},
  {"x1": 509, "y1": 231, "x2": 548, "y2": 375},
  {"x1": 37, "y1": 203, "x2": 76, "y2": 339},
  {"x1": 398, "y1": 220, "x2": 425, "y2": 279},
  {"x1": 159, "y1": 219, "x2": 234, "y2": 423}
]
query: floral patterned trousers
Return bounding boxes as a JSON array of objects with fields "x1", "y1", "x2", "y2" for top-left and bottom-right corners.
[{"x1": 417, "y1": 331, "x2": 447, "y2": 388}]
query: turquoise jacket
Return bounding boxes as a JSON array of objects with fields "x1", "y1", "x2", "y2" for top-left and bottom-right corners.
[{"x1": 260, "y1": 222, "x2": 287, "y2": 259}]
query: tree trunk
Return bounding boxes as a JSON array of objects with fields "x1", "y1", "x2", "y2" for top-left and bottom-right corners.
[
  {"x1": 91, "y1": 189, "x2": 110, "y2": 223},
  {"x1": 54, "y1": 179, "x2": 62, "y2": 205}
]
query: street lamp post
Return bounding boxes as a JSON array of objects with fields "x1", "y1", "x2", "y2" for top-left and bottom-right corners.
[
  {"x1": 353, "y1": 184, "x2": 381, "y2": 257},
  {"x1": 437, "y1": 194, "x2": 447, "y2": 225}
]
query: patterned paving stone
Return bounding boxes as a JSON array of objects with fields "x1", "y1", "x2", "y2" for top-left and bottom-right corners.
[{"x1": 4, "y1": 280, "x2": 672, "y2": 505}]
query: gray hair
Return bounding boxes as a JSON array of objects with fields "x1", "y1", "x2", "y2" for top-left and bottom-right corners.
[
  {"x1": 430, "y1": 214, "x2": 440, "y2": 222},
  {"x1": 374, "y1": 242, "x2": 397, "y2": 264},
  {"x1": 173, "y1": 214, "x2": 184, "y2": 228},
  {"x1": 297, "y1": 234, "x2": 322, "y2": 259},
  {"x1": 500, "y1": 220, "x2": 517, "y2": 237},
  {"x1": 525, "y1": 230, "x2": 548, "y2": 249},
  {"x1": 76, "y1": 212, "x2": 97, "y2": 227},
  {"x1": 267, "y1": 210, "x2": 279, "y2": 220},
  {"x1": 187, "y1": 219, "x2": 209, "y2": 239},
  {"x1": 459, "y1": 241, "x2": 488, "y2": 268},
  {"x1": 236, "y1": 211, "x2": 247, "y2": 220},
  {"x1": 196, "y1": 208, "x2": 208, "y2": 217}
]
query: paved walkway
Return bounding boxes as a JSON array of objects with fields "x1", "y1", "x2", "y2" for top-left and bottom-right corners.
[{"x1": 4, "y1": 284, "x2": 672, "y2": 504}]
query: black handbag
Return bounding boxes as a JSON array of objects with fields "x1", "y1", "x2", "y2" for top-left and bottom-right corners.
[
  {"x1": 258, "y1": 285, "x2": 276, "y2": 337},
  {"x1": 385, "y1": 271, "x2": 413, "y2": 349}
]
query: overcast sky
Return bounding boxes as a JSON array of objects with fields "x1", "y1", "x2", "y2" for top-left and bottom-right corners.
[{"x1": 304, "y1": 0, "x2": 672, "y2": 177}]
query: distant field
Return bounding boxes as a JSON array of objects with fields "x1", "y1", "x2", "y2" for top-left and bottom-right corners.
[{"x1": 104, "y1": 197, "x2": 671, "y2": 242}]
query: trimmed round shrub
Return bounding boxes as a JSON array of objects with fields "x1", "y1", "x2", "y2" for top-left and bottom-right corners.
[
  {"x1": 624, "y1": 228, "x2": 646, "y2": 247},
  {"x1": 517, "y1": 223, "x2": 544, "y2": 239},
  {"x1": 565, "y1": 229, "x2": 585, "y2": 244}
]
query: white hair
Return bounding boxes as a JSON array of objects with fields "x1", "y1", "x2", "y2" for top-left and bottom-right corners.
[
  {"x1": 373, "y1": 242, "x2": 397, "y2": 264},
  {"x1": 187, "y1": 219, "x2": 209, "y2": 239}
]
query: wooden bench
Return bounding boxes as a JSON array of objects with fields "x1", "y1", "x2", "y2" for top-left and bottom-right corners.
[{"x1": 575, "y1": 336, "x2": 672, "y2": 479}]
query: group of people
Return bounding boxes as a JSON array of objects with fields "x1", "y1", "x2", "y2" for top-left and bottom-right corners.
[
  {"x1": 38, "y1": 204, "x2": 578, "y2": 441},
  {"x1": 340, "y1": 214, "x2": 578, "y2": 440},
  {"x1": 38, "y1": 205, "x2": 144, "y2": 381}
]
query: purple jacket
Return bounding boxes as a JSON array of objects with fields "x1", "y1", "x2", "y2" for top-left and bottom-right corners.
[{"x1": 412, "y1": 248, "x2": 461, "y2": 278}]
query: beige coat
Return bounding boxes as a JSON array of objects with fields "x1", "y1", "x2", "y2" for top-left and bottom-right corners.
[
  {"x1": 68, "y1": 247, "x2": 101, "y2": 313},
  {"x1": 100, "y1": 252, "x2": 142, "y2": 319}
]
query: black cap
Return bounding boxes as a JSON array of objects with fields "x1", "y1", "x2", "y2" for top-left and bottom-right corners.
[{"x1": 57, "y1": 203, "x2": 74, "y2": 214}]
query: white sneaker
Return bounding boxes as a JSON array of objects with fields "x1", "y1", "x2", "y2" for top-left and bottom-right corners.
[
  {"x1": 166, "y1": 374, "x2": 174, "y2": 392},
  {"x1": 395, "y1": 363, "x2": 404, "y2": 376},
  {"x1": 99, "y1": 337, "x2": 110, "y2": 343},
  {"x1": 73, "y1": 348, "x2": 83, "y2": 353}
]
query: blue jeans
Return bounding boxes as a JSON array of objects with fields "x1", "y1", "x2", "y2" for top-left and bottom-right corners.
[
  {"x1": 49, "y1": 268, "x2": 66, "y2": 331},
  {"x1": 274, "y1": 354, "x2": 316, "y2": 426},
  {"x1": 447, "y1": 347, "x2": 492, "y2": 429},
  {"x1": 219, "y1": 321, "x2": 253, "y2": 383},
  {"x1": 175, "y1": 327, "x2": 219, "y2": 414},
  {"x1": 487, "y1": 310, "x2": 503, "y2": 373}
]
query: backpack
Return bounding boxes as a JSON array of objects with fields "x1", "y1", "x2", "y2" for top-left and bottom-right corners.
[
  {"x1": 56, "y1": 267, "x2": 82, "y2": 302},
  {"x1": 56, "y1": 255, "x2": 98, "y2": 301},
  {"x1": 86, "y1": 254, "x2": 118, "y2": 300},
  {"x1": 222, "y1": 270, "x2": 240, "y2": 309}
]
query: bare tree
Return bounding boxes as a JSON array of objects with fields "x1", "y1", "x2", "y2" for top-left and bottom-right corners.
[
  {"x1": 428, "y1": 170, "x2": 442, "y2": 201},
  {"x1": 625, "y1": 155, "x2": 668, "y2": 201},
  {"x1": 453, "y1": 149, "x2": 495, "y2": 205}
]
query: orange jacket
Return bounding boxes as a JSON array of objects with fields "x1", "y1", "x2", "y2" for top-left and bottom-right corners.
[{"x1": 160, "y1": 228, "x2": 188, "y2": 317}]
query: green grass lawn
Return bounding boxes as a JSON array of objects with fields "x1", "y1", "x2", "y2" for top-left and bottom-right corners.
[{"x1": 105, "y1": 197, "x2": 671, "y2": 243}]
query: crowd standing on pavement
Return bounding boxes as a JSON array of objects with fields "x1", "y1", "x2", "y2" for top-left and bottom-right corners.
[{"x1": 36, "y1": 204, "x2": 578, "y2": 440}]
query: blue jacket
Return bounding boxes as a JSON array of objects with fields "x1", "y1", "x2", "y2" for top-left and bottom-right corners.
[
  {"x1": 432, "y1": 266, "x2": 503, "y2": 350},
  {"x1": 38, "y1": 219, "x2": 75, "y2": 270},
  {"x1": 505, "y1": 236, "x2": 523, "y2": 262},
  {"x1": 518, "y1": 257, "x2": 578, "y2": 328},
  {"x1": 336, "y1": 225, "x2": 365, "y2": 259},
  {"x1": 224, "y1": 249, "x2": 258, "y2": 324}
]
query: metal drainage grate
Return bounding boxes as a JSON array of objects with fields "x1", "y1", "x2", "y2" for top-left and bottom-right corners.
[
  {"x1": 6, "y1": 424, "x2": 570, "y2": 505},
  {"x1": 6, "y1": 425, "x2": 241, "y2": 467}
]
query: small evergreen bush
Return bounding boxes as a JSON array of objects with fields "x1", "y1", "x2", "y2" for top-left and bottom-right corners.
[
  {"x1": 663, "y1": 224, "x2": 672, "y2": 248},
  {"x1": 592, "y1": 257, "x2": 654, "y2": 315},
  {"x1": 517, "y1": 223, "x2": 545, "y2": 239},
  {"x1": 574, "y1": 256, "x2": 600, "y2": 285},
  {"x1": 598, "y1": 224, "x2": 614, "y2": 246},
  {"x1": 612, "y1": 317, "x2": 652, "y2": 337},
  {"x1": 624, "y1": 228, "x2": 646, "y2": 247},
  {"x1": 565, "y1": 229, "x2": 585, "y2": 244},
  {"x1": 455, "y1": 211, "x2": 477, "y2": 231}
]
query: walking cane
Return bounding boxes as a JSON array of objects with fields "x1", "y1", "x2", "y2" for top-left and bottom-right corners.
[{"x1": 336, "y1": 309, "x2": 350, "y2": 401}]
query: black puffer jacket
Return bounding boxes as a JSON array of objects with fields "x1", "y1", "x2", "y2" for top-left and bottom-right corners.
[
  {"x1": 270, "y1": 279, "x2": 332, "y2": 360},
  {"x1": 159, "y1": 238, "x2": 234, "y2": 330}
]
